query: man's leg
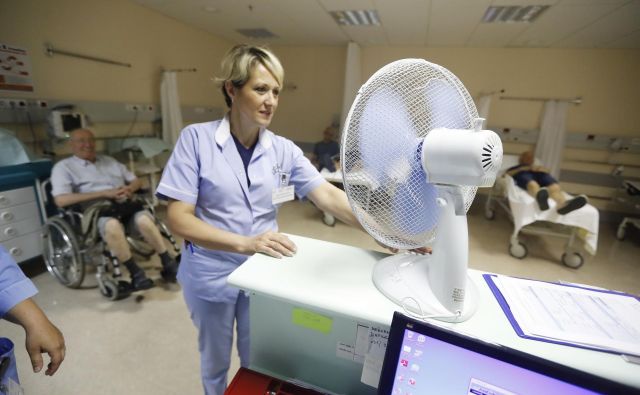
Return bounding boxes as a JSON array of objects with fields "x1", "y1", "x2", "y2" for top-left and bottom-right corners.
[
  {"x1": 133, "y1": 211, "x2": 178, "y2": 282},
  {"x1": 547, "y1": 183, "x2": 567, "y2": 206},
  {"x1": 99, "y1": 217, "x2": 154, "y2": 290},
  {"x1": 525, "y1": 180, "x2": 549, "y2": 211},
  {"x1": 101, "y1": 218, "x2": 132, "y2": 262},
  {"x1": 540, "y1": 174, "x2": 588, "y2": 214},
  {"x1": 547, "y1": 184, "x2": 588, "y2": 214}
]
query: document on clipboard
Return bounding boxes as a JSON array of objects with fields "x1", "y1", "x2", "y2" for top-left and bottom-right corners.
[{"x1": 484, "y1": 274, "x2": 640, "y2": 357}]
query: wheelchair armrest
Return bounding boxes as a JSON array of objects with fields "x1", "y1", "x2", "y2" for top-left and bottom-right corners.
[{"x1": 135, "y1": 188, "x2": 151, "y2": 195}]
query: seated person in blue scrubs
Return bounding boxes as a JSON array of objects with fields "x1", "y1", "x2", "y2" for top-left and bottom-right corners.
[
  {"x1": 507, "y1": 151, "x2": 587, "y2": 214},
  {"x1": 50, "y1": 128, "x2": 178, "y2": 289},
  {"x1": 1, "y1": 245, "x2": 66, "y2": 386},
  {"x1": 312, "y1": 126, "x2": 340, "y2": 172}
]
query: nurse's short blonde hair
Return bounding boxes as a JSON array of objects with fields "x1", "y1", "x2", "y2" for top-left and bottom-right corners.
[{"x1": 217, "y1": 44, "x2": 284, "y2": 108}]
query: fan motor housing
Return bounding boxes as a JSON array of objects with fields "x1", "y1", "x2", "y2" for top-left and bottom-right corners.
[{"x1": 421, "y1": 128, "x2": 503, "y2": 187}]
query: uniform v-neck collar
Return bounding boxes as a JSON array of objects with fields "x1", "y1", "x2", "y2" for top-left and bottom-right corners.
[{"x1": 214, "y1": 113, "x2": 272, "y2": 151}]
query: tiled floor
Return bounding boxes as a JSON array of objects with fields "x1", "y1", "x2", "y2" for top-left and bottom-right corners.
[{"x1": 1, "y1": 199, "x2": 638, "y2": 394}]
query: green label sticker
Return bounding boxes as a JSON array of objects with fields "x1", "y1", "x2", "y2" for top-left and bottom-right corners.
[{"x1": 291, "y1": 307, "x2": 333, "y2": 334}]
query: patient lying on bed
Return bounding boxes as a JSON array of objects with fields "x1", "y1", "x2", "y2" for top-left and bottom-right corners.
[{"x1": 506, "y1": 151, "x2": 587, "y2": 215}]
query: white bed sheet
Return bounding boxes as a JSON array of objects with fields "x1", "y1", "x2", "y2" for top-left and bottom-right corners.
[{"x1": 505, "y1": 175, "x2": 599, "y2": 255}]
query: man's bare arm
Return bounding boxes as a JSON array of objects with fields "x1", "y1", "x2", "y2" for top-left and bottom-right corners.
[{"x1": 53, "y1": 188, "x2": 122, "y2": 208}]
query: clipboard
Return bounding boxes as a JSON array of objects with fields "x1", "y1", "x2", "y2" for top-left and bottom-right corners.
[{"x1": 483, "y1": 273, "x2": 640, "y2": 357}]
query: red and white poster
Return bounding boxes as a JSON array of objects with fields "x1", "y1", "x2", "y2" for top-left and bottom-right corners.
[{"x1": 0, "y1": 43, "x2": 34, "y2": 92}]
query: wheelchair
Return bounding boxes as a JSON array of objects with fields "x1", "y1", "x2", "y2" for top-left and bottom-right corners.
[{"x1": 40, "y1": 180, "x2": 181, "y2": 301}]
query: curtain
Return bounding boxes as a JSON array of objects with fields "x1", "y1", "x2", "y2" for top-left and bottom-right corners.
[
  {"x1": 476, "y1": 94, "x2": 493, "y2": 125},
  {"x1": 160, "y1": 71, "x2": 184, "y2": 146},
  {"x1": 340, "y1": 42, "x2": 362, "y2": 132},
  {"x1": 535, "y1": 100, "x2": 569, "y2": 180}
]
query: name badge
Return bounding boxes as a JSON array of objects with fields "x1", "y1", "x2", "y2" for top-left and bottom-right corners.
[{"x1": 272, "y1": 185, "x2": 295, "y2": 204}]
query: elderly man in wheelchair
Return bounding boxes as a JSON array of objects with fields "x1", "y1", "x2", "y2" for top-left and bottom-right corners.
[{"x1": 42, "y1": 128, "x2": 179, "y2": 300}]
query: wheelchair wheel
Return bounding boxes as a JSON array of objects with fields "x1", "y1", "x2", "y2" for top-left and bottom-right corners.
[
  {"x1": 42, "y1": 217, "x2": 85, "y2": 288},
  {"x1": 100, "y1": 279, "x2": 132, "y2": 301}
]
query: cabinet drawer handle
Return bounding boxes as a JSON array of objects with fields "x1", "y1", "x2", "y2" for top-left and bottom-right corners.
[
  {"x1": 0, "y1": 195, "x2": 7, "y2": 205},
  {"x1": 4, "y1": 227, "x2": 16, "y2": 236},
  {"x1": 1, "y1": 212, "x2": 14, "y2": 221},
  {"x1": 9, "y1": 247, "x2": 22, "y2": 256}
]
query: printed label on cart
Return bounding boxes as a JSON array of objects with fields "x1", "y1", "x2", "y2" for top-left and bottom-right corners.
[
  {"x1": 291, "y1": 307, "x2": 332, "y2": 334},
  {"x1": 272, "y1": 185, "x2": 294, "y2": 204}
]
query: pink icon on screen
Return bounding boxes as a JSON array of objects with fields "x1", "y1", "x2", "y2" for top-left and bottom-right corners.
[
  {"x1": 408, "y1": 378, "x2": 416, "y2": 385},
  {"x1": 400, "y1": 359, "x2": 409, "y2": 367}
]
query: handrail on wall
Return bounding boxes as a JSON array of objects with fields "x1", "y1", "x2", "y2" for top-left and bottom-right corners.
[
  {"x1": 44, "y1": 42, "x2": 132, "y2": 68},
  {"x1": 499, "y1": 95, "x2": 582, "y2": 105}
]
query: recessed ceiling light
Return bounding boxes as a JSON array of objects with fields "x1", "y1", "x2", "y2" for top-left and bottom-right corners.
[
  {"x1": 482, "y1": 5, "x2": 550, "y2": 23},
  {"x1": 329, "y1": 10, "x2": 380, "y2": 26},
  {"x1": 203, "y1": 5, "x2": 218, "y2": 12}
]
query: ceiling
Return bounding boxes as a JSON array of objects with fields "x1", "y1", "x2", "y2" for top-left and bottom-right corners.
[{"x1": 132, "y1": 0, "x2": 640, "y2": 48}]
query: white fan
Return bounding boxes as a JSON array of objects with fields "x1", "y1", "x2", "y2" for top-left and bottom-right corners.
[{"x1": 341, "y1": 59, "x2": 503, "y2": 322}]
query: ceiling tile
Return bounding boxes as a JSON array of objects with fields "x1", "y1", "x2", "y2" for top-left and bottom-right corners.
[
  {"x1": 467, "y1": 23, "x2": 531, "y2": 47},
  {"x1": 374, "y1": 0, "x2": 430, "y2": 46},
  {"x1": 606, "y1": 29, "x2": 640, "y2": 48},
  {"x1": 552, "y1": 1, "x2": 640, "y2": 47},
  {"x1": 268, "y1": 0, "x2": 348, "y2": 45},
  {"x1": 427, "y1": 0, "x2": 491, "y2": 47},
  {"x1": 341, "y1": 25, "x2": 389, "y2": 46},
  {"x1": 510, "y1": 3, "x2": 622, "y2": 47}
]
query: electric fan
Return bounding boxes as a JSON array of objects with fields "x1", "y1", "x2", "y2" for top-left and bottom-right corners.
[{"x1": 341, "y1": 59, "x2": 503, "y2": 322}]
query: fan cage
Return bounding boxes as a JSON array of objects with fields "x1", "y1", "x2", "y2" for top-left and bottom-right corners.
[{"x1": 341, "y1": 59, "x2": 479, "y2": 249}]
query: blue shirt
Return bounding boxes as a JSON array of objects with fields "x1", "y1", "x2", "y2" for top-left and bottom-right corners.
[
  {"x1": 0, "y1": 246, "x2": 37, "y2": 318},
  {"x1": 50, "y1": 155, "x2": 137, "y2": 196},
  {"x1": 156, "y1": 115, "x2": 324, "y2": 302},
  {"x1": 231, "y1": 133, "x2": 257, "y2": 187}
]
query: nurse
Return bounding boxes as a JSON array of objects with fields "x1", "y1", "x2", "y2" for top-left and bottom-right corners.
[{"x1": 156, "y1": 44, "x2": 365, "y2": 395}]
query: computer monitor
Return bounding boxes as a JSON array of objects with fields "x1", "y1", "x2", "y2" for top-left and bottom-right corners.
[
  {"x1": 377, "y1": 312, "x2": 638, "y2": 395},
  {"x1": 47, "y1": 109, "x2": 86, "y2": 139}
]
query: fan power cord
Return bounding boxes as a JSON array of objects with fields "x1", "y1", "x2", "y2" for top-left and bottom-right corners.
[{"x1": 400, "y1": 296, "x2": 462, "y2": 321}]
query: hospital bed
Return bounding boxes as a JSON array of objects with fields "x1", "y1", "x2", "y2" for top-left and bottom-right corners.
[
  {"x1": 615, "y1": 180, "x2": 640, "y2": 241},
  {"x1": 484, "y1": 154, "x2": 599, "y2": 268}
]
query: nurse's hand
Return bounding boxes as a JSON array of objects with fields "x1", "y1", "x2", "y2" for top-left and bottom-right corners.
[
  {"x1": 250, "y1": 231, "x2": 297, "y2": 258},
  {"x1": 376, "y1": 239, "x2": 432, "y2": 255}
]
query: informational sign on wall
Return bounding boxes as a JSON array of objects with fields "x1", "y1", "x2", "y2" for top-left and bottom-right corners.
[{"x1": 0, "y1": 43, "x2": 34, "y2": 92}]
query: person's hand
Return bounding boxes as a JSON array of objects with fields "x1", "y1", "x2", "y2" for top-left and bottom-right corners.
[
  {"x1": 376, "y1": 239, "x2": 432, "y2": 255},
  {"x1": 249, "y1": 231, "x2": 297, "y2": 258},
  {"x1": 101, "y1": 187, "x2": 122, "y2": 200},
  {"x1": 24, "y1": 318, "x2": 66, "y2": 376},
  {"x1": 116, "y1": 185, "x2": 134, "y2": 199}
]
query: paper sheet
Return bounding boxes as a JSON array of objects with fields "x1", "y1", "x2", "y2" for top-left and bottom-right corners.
[{"x1": 493, "y1": 275, "x2": 640, "y2": 356}]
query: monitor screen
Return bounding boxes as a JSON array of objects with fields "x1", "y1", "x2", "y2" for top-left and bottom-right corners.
[
  {"x1": 377, "y1": 312, "x2": 638, "y2": 395},
  {"x1": 61, "y1": 113, "x2": 83, "y2": 132}
]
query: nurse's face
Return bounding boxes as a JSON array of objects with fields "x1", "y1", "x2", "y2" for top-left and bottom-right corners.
[{"x1": 229, "y1": 63, "x2": 280, "y2": 129}]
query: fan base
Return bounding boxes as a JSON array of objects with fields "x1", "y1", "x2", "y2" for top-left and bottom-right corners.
[{"x1": 372, "y1": 253, "x2": 478, "y2": 323}]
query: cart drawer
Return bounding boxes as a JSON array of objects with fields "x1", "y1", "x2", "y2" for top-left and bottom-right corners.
[
  {"x1": 0, "y1": 186, "x2": 36, "y2": 208},
  {"x1": 0, "y1": 217, "x2": 41, "y2": 242}
]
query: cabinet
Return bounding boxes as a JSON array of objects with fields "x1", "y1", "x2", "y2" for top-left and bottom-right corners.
[{"x1": 0, "y1": 161, "x2": 52, "y2": 264}]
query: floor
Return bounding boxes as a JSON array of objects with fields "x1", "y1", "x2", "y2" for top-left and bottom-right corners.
[{"x1": 1, "y1": 198, "x2": 638, "y2": 394}]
